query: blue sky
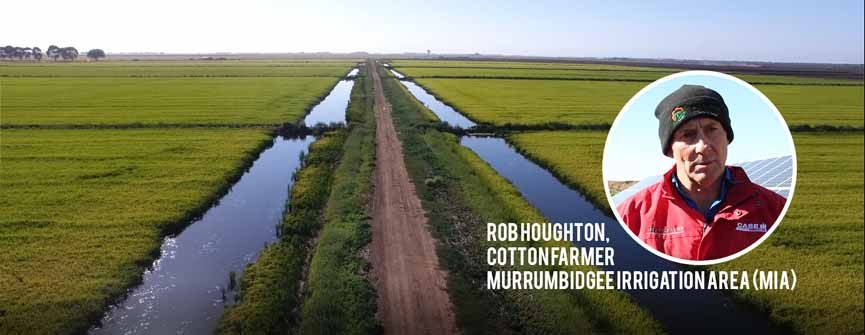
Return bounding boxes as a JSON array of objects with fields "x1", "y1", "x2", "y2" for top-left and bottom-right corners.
[
  {"x1": 603, "y1": 72, "x2": 796, "y2": 181},
  {"x1": 4, "y1": 0, "x2": 863, "y2": 63}
]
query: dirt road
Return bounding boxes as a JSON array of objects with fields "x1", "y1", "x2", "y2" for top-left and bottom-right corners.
[{"x1": 369, "y1": 61, "x2": 458, "y2": 335}]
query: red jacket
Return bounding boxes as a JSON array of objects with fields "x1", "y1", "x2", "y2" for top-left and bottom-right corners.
[{"x1": 617, "y1": 166, "x2": 786, "y2": 261}]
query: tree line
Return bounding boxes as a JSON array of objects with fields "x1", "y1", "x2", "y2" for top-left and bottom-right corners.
[{"x1": 0, "y1": 45, "x2": 106, "y2": 61}]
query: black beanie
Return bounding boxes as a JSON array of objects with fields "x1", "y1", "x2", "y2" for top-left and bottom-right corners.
[{"x1": 654, "y1": 84, "x2": 734, "y2": 157}]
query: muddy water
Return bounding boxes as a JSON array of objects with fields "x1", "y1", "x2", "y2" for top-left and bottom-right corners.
[
  {"x1": 91, "y1": 76, "x2": 354, "y2": 335},
  {"x1": 460, "y1": 136, "x2": 780, "y2": 335},
  {"x1": 303, "y1": 79, "x2": 355, "y2": 127},
  {"x1": 398, "y1": 80, "x2": 476, "y2": 129}
]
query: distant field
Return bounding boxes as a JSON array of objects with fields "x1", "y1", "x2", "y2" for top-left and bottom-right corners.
[
  {"x1": 756, "y1": 85, "x2": 865, "y2": 127},
  {"x1": 0, "y1": 128, "x2": 273, "y2": 334},
  {"x1": 507, "y1": 130, "x2": 864, "y2": 335},
  {"x1": 392, "y1": 60, "x2": 863, "y2": 86},
  {"x1": 391, "y1": 60, "x2": 672, "y2": 72},
  {"x1": 413, "y1": 78, "x2": 864, "y2": 128},
  {"x1": 1, "y1": 77, "x2": 337, "y2": 126},
  {"x1": 0, "y1": 61, "x2": 356, "y2": 77},
  {"x1": 414, "y1": 78, "x2": 644, "y2": 126}
]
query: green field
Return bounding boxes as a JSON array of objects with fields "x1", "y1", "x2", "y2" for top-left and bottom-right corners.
[
  {"x1": 0, "y1": 60, "x2": 351, "y2": 334},
  {"x1": 391, "y1": 60, "x2": 674, "y2": 72},
  {"x1": 718, "y1": 132, "x2": 864, "y2": 334},
  {"x1": 1, "y1": 77, "x2": 338, "y2": 126},
  {"x1": 0, "y1": 60, "x2": 356, "y2": 77},
  {"x1": 756, "y1": 85, "x2": 865, "y2": 127},
  {"x1": 0, "y1": 128, "x2": 273, "y2": 334},
  {"x1": 414, "y1": 78, "x2": 644, "y2": 127},
  {"x1": 413, "y1": 78, "x2": 864, "y2": 128},
  {"x1": 392, "y1": 60, "x2": 863, "y2": 86}
]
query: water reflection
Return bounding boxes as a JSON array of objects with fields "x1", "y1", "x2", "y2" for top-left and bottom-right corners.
[
  {"x1": 91, "y1": 135, "x2": 315, "y2": 335},
  {"x1": 399, "y1": 81, "x2": 475, "y2": 129},
  {"x1": 303, "y1": 79, "x2": 355, "y2": 127}
]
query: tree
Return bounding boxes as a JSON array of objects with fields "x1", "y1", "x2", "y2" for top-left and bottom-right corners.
[
  {"x1": 86, "y1": 49, "x2": 106, "y2": 61},
  {"x1": 47, "y1": 45, "x2": 60, "y2": 61},
  {"x1": 32, "y1": 47, "x2": 42, "y2": 61},
  {"x1": 60, "y1": 47, "x2": 78, "y2": 61}
]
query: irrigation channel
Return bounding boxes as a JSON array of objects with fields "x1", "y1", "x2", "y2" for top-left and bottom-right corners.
[
  {"x1": 90, "y1": 71, "x2": 357, "y2": 335},
  {"x1": 398, "y1": 75, "x2": 781, "y2": 334}
]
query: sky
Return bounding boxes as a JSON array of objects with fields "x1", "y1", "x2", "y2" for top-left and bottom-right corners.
[
  {"x1": 2, "y1": 0, "x2": 864, "y2": 63},
  {"x1": 603, "y1": 72, "x2": 796, "y2": 181}
]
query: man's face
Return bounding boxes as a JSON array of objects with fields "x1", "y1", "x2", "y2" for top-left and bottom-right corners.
[{"x1": 670, "y1": 117, "x2": 728, "y2": 187}]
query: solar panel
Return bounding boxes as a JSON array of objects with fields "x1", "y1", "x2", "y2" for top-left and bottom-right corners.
[{"x1": 612, "y1": 155, "x2": 794, "y2": 206}]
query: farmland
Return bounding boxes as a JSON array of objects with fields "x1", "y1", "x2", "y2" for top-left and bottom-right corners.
[
  {"x1": 392, "y1": 60, "x2": 864, "y2": 85},
  {"x1": 1, "y1": 57, "x2": 862, "y2": 334},
  {"x1": 396, "y1": 59, "x2": 863, "y2": 334},
  {"x1": 0, "y1": 60, "x2": 357, "y2": 77},
  {"x1": 0, "y1": 60, "x2": 353, "y2": 334},
  {"x1": 414, "y1": 78, "x2": 644, "y2": 127},
  {"x1": 0, "y1": 128, "x2": 273, "y2": 334},
  {"x1": 407, "y1": 78, "x2": 863, "y2": 128},
  {"x1": 1, "y1": 77, "x2": 338, "y2": 126}
]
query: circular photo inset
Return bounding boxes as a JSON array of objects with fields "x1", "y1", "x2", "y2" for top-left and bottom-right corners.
[{"x1": 602, "y1": 71, "x2": 796, "y2": 265}]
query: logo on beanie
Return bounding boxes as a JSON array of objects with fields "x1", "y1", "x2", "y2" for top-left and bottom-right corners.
[{"x1": 671, "y1": 106, "x2": 686, "y2": 123}]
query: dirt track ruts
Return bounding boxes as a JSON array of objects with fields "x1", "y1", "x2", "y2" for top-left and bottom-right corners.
[{"x1": 369, "y1": 61, "x2": 458, "y2": 335}]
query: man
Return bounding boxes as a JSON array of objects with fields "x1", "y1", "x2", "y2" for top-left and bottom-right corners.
[{"x1": 617, "y1": 85, "x2": 786, "y2": 261}]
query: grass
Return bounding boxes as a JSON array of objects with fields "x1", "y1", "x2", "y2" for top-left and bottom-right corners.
[
  {"x1": 503, "y1": 130, "x2": 864, "y2": 335},
  {"x1": 383, "y1": 68, "x2": 663, "y2": 334},
  {"x1": 756, "y1": 85, "x2": 865, "y2": 128},
  {"x1": 218, "y1": 66, "x2": 379, "y2": 334},
  {"x1": 0, "y1": 128, "x2": 273, "y2": 334},
  {"x1": 412, "y1": 78, "x2": 864, "y2": 128},
  {"x1": 1, "y1": 77, "x2": 340, "y2": 126},
  {"x1": 217, "y1": 131, "x2": 346, "y2": 334},
  {"x1": 414, "y1": 78, "x2": 644, "y2": 127},
  {"x1": 716, "y1": 132, "x2": 864, "y2": 335},
  {"x1": 298, "y1": 65, "x2": 379, "y2": 334}
]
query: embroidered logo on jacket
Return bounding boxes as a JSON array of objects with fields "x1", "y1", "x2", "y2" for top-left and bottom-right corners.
[
  {"x1": 735, "y1": 222, "x2": 768, "y2": 233},
  {"x1": 649, "y1": 226, "x2": 684, "y2": 235}
]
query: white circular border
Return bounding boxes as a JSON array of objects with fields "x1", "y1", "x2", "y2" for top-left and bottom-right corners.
[{"x1": 602, "y1": 70, "x2": 798, "y2": 266}]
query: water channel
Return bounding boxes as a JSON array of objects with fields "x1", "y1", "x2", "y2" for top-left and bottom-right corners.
[{"x1": 90, "y1": 74, "x2": 355, "y2": 335}]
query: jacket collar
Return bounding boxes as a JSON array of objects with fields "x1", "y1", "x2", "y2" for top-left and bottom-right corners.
[{"x1": 660, "y1": 165, "x2": 755, "y2": 215}]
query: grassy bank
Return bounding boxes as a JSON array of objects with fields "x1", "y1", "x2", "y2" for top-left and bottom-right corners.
[
  {"x1": 217, "y1": 131, "x2": 346, "y2": 334},
  {"x1": 298, "y1": 66, "x2": 379, "y2": 334},
  {"x1": 382, "y1": 67, "x2": 663, "y2": 334},
  {"x1": 218, "y1": 67, "x2": 379, "y2": 334}
]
